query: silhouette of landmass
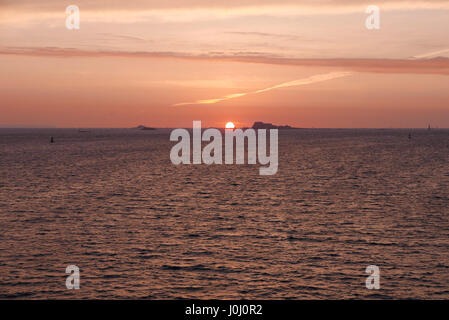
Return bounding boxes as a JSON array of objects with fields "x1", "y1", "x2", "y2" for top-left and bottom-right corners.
[
  {"x1": 252, "y1": 121, "x2": 297, "y2": 130},
  {"x1": 135, "y1": 125, "x2": 156, "y2": 130}
]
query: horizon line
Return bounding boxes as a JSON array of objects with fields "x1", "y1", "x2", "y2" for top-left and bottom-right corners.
[{"x1": 0, "y1": 127, "x2": 446, "y2": 130}]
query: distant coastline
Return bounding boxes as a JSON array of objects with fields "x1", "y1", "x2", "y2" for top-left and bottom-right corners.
[
  {"x1": 135, "y1": 125, "x2": 156, "y2": 131},
  {"x1": 251, "y1": 121, "x2": 298, "y2": 130}
]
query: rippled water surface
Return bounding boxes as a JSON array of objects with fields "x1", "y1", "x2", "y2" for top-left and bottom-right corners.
[{"x1": 1, "y1": 128, "x2": 448, "y2": 299}]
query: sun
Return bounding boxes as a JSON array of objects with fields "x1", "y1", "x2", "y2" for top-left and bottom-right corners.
[{"x1": 225, "y1": 122, "x2": 235, "y2": 129}]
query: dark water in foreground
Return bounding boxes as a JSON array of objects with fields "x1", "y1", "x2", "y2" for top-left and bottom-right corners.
[{"x1": 0, "y1": 128, "x2": 448, "y2": 299}]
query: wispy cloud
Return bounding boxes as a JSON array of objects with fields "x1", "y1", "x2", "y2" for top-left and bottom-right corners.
[
  {"x1": 172, "y1": 71, "x2": 353, "y2": 106},
  {"x1": 96, "y1": 33, "x2": 147, "y2": 42},
  {"x1": 2, "y1": 1, "x2": 449, "y2": 23},
  {"x1": 410, "y1": 48, "x2": 449, "y2": 59},
  {"x1": 2, "y1": 47, "x2": 449, "y2": 75},
  {"x1": 224, "y1": 31, "x2": 301, "y2": 41}
]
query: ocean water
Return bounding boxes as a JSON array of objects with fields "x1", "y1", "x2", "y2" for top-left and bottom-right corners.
[{"x1": 0, "y1": 128, "x2": 448, "y2": 299}]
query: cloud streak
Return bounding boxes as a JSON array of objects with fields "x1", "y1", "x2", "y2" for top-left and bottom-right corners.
[
  {"x1": 2, "y1": 1, "x2": 449, "y2": 23},
  {"x1": 2, "y1": 47, "x2": 449, "y2": 75},
  {"x1": 410, "y1": 48, "x2": 449, "y2": 59},
  {"x1": 172, "y1": 72, "x2": 354, "y2": 106}
]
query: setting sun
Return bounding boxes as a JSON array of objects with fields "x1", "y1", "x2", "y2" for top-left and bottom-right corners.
[{"x1": 225, "y1": 122, "x2": 235, "y2": 129}]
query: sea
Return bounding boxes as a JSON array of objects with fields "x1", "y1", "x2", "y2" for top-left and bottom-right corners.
[{"x1": 0, "y1": 128, "x2": 448, "y2": 299}]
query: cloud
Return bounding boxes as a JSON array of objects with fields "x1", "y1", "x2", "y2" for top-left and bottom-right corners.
[
  {"x1": 2, "y1": 46, "x2": 449, "y2": 75},
  {"x1": 2, "y1": 1, "x2": 449, "y2": 23},
  {"x1": 4, "y1": 0, "x2": 449, "y2": 11},
  {"x1": 96, "y1": 33, "x2": 147, "y2": 42},
  {"x1": 173, "y1": 72, "x2": 354, "y2": 106},
  {"x1": 410, "y1": 48, "x2": 449, "y2": 59},
  {"x1": 224, "y1": 32, "x2": 301, "y2": 41}
]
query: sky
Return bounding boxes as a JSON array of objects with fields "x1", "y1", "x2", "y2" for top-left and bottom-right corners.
[{"x1": 1, "y1": 0, "x2": 448, "y2": 128}]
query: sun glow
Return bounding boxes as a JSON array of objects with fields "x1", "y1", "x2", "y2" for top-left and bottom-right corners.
[{"x1": 225, "y1": 122, "x2": 235, "y2": 129}]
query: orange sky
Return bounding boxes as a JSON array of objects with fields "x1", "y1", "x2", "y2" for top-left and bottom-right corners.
[{"x1": 1, "y1": 0, "x2": 448, "y2": 128}]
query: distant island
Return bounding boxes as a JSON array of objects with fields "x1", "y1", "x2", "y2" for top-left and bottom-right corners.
[
  {"x1": 251, "y1": 122, "x2": 297, "y2": 130},
  {"x1": 135, "y1": 125, "x2": 156, "y2": 130}
]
